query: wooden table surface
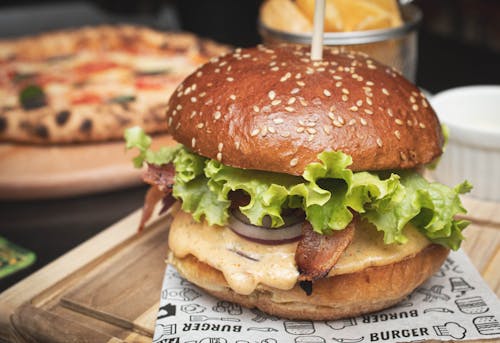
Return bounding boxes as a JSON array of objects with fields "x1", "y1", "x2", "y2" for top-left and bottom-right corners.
[{"x1": 0, "y1": 196, "x2": 498, "y2": 343}]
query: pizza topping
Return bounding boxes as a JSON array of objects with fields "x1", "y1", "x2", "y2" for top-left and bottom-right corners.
[
  {"x1": 295, "y1": 220, "x2": 355, "y2": 284},
  {"x1": 71, "y1": 93, "x2": 102, "y2": 105},
  {"x1": 109, "y1": 95, "x2": 136, "y2": 104},
  {"x1": 55, "y1": 110, "x2": 71, "y2": 126},
  {"x1": 136, "y1": 69, "x2": 170, "y2": 76},
  {"x1": 18, "y1": 120, "x2": 50, "y2": 139},
  {"x1": 45, "y1": 54, "x2": 74, "y2": 63},
  {"x1": 11, "y1": 71, "x2": 37, "y2": 83},
  {"x1": 79, "y1": 119, "x2": 92, "y2": 133},
  {"x1": 36, "y1": 74, "x2": 69, "y2": 86},
  {"x1": 135, "y1": 76, "x2": 167, "y2": 90},
  {"x1": 75, "y1": 61, "x2": 119, "y2": 74},
  {"x1": 19, "y1": 85, "x2": 47, "y2": 110},
  {"x1": 34, "y1": 124, "x2": 49, "y2": 139}
]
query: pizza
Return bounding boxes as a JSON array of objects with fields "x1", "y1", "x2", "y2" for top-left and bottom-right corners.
[{"x1": 0, "y1": 26, "x2": 228, "y2": 143}]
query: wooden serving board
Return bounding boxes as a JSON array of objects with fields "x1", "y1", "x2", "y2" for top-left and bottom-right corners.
[
  {"x1": 0, "y1": 197, "x2": 498, "y2": 343},
  {"x1": 0, "y1": 134, "x2": 176, "y2": 200}
]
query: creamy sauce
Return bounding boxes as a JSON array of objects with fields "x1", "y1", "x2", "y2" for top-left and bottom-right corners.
[
  {"x1": 329, "y1": 221, "x2": 430, "y2": 275},
  {"x1": 168, "y1": 211, "x2": 431, "y2": 295}
]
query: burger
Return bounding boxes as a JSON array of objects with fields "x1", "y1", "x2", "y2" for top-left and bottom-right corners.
[{"x1": 125, "y1": 45, "x2": 471, "y2": 320}]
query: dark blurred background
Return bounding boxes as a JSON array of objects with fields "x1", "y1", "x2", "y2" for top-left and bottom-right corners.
[
  {"x1": 1, "y1": 0, "x2": 499, "y2": 291},
  {"x1": 0, "y1": 0, "x2": 499, "y2": 90}
]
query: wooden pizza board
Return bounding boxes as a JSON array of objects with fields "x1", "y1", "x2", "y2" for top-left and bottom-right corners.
[
  {"x1": 0, "y1": 196, "x2": 498, "y2": 343},
  {"x1": 0, "y1": 134, "x2": 176, "y2": 200}
]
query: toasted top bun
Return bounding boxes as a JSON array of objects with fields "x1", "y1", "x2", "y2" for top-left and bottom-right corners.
[{"x1": 166, "y1": 45, "x2": 443, "y2": 174}]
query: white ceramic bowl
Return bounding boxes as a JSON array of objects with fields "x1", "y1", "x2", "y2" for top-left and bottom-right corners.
[{"x1": 430, "y1": 85, "x2": 500, "y2": 202}]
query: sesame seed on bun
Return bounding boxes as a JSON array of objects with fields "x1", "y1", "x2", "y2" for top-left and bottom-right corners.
[{"x1": 166, "y1": 45, "x2": 443, "y2": 174}]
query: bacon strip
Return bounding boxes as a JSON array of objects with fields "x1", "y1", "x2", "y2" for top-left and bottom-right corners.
[
  {"x1": 295, "y1": 220, "x2": 355, "y2": 284},
  {"x1": 138, "y1": 186, "x2": 165, "y2": 232},
  {"x1": 159, "y1": 194, "x2": 176, "y2": 215},
  {"x1": 138, "y1": 163, "x2": 176, "y2": 232},
  {"x1": 143, "y1": 163, "x2": 175, "y2": 192}
]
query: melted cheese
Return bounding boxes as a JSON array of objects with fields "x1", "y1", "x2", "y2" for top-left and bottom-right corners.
[{"x1": 168, "y1": 211, "x2": 431, "y2": 295}]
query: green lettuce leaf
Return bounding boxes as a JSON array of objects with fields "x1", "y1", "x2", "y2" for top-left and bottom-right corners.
[
  {"x1": 205, "y1": 159, "x2": 301, "y2": 227},
  {"x1": 124, "y1": 126, "x2": 181, "y2": 167},
  {"x1": 125, "y1": 127, "x2": 471, "y2": 249},
  {"x1": 173, "y1": 175, "x2": 229, "y2": 226}
]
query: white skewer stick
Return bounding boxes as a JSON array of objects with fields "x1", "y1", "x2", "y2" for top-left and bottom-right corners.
[{"x1": 311, "y1": 0, "x2": 326, "y2": 61}]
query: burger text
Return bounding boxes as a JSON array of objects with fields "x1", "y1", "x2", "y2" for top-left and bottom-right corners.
[
  {"x1": 370, "y1": 327, "x2": 429, "y2": 341},
  {"x1": 362, "y1": 309, "x2": 419, "y2": 323},
  {"x1": 182, "y1": 323, "x2": 242, "y2": 332}
]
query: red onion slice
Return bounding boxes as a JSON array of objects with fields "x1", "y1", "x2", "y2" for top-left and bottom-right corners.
[
  {"x1": 231, "y1": 208, "x2": 304, "y2": 228},
  {"x1": 228, "y1": 209, "x2": 303, "y2": 245}
]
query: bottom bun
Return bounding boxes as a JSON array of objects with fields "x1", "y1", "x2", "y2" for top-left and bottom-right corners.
[{"x1": 169, "y1": 244, "x2": 449, "y2": 320}]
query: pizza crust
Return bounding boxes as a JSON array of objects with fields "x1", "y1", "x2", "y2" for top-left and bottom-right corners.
[
  {"x1": 1, "y1": 101, "x2": 167, "y2": 143},
  {"x1": 0, "y1": 26, "x2": 228, "y2": 144}
]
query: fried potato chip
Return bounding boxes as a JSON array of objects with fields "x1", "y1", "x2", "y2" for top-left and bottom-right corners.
[
  {"x1": 260, "y1": 0, "x2": 313, "y2": 33},
  {"x1": 295, "y1": 0, "x2": 315, "y2": 23},
  {"x1": 330, "y1": 0, "x2": 395, "y2": 31},
  {"x1": 324, "y1": 1, "x2": 344, "y2": 32},
  {"x1": 369, "y1": 0, "x2": 403, "y2": 27},
  {"x1": 296, "y1": 0, "x2": 345, "y2": 32},
  {"x1": 261, "y1": 0, "x2": 402, "y2": 33}
]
